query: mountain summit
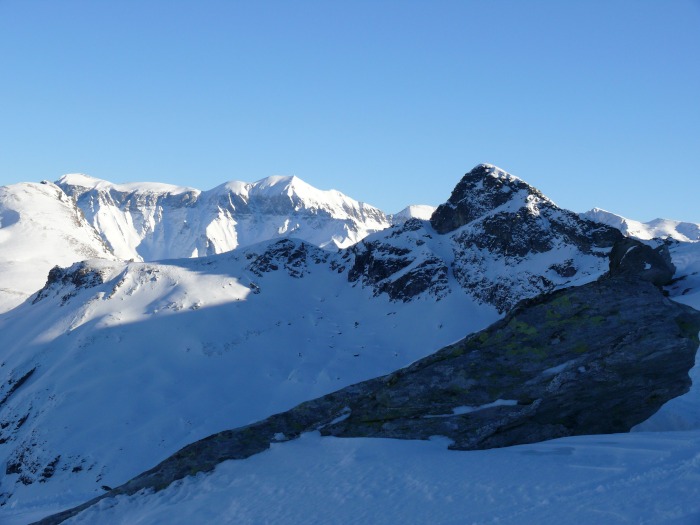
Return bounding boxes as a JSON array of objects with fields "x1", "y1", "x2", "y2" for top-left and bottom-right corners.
[{"x1": 430, "y1": 164, "x2": 549, "y2": 233}]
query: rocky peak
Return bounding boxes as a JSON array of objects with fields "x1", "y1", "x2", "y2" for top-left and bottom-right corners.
[
  {"x1": 342, "y1": 164, "x2": 624, "y2": 311},
  {"x1": 430, "y1": 164, "x2": 550, "y2": 234}
]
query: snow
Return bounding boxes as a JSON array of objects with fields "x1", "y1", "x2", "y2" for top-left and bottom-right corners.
[
  {"x1": 8, "y1": 430, "x2": 698, "y2": 525},
  {"x1": 542, "y1": 361, "x2": 573, "y2": 376},
  {"x1": 583, "y1": 208, "x2": 700, "y2": 243},
  {"x1": 4, "y1": 231, "x2": 697, "y2": 524},
  {"x1": 0, "y1": 181, "x2": 115, "y2": 313},
  {"x1": 0, "y1": 242, "x2": 500, "y2": 517},
  {"x1": 57, "y1": 173, "x2": 391, "y2": 260},
  {"x1": 424, "y1": 399, "x2": 519, "y2": 418},
  {"x1": 56, "y1": 173, "x2": 196, "y2": 195},
  {"x1": 391, "y1": 204, "x2": 437, "y2": 223}
]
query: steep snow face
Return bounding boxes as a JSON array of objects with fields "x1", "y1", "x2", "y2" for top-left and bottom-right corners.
[
  {"x1": 583, "y1": 208, "x2": 700, "y2": 242},
  {"x1": 0, "y1": 240, "x2": 499, "y2": 514},
  {"x1": 56, "y1": 174, "x2": 390, "y2": 261},
  {"x1": 0, "y1": 181, "x2": 115, "y2": 313}
]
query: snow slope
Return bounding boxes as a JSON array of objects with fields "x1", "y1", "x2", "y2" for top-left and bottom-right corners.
[
  {"x1": 28, "y1": 431, "x2": 698, "y2": 525},
  {"x1": 56, "y1": 174, "x2": 391, "y2": 260},
  {"x1": 583, "y1": 208, "x2": 700, "y2": 243},
  {"x1": 0, "y1": 239, "x2": 500, "y2": 517},
  {"x1": 0, "y1": 181, "x2": 115, "y2": 313}
]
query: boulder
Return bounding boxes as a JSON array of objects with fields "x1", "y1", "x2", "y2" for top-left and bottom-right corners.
[{"x1": 608, "y1": 237, "x2": 675, "y2": 286}]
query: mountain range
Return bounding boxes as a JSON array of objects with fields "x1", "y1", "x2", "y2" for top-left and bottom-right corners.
[{"x1": 1, "y1": 164, "x2": 699, "y2": 524}]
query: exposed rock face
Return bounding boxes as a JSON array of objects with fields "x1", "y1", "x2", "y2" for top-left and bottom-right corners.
[
  {"x1": 322, "y1": 276, "x2": 699, "y2": 448},
  {"x1": 32, "y1": 262, "x2": 108, "y2": 305},
  {"x1": 35, "y1": 246, "x2": 700, "y2": 525},
  {"x1": 245, "y1": 239, "x2": 330, "y2": 279}
]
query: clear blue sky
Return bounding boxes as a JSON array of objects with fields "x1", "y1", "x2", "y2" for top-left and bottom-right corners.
[{"x1": 1, "y1": 0, "x2": 698, "y2": 221}]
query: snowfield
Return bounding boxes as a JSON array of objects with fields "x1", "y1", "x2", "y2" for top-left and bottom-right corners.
[
  {"x1": 8, "y1": 431, "x2": 700, "y2": 525},
  {"x1": 0, "y1": 240, "x2": 500, "y2": 521}
]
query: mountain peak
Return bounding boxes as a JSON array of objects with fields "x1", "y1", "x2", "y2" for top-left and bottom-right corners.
[
  {"x1": 252, "y1": 174, "x2": 316, "y2": 198},
  {"x1": 430, "y1": 164, "x2": 550, "y2": 234}
]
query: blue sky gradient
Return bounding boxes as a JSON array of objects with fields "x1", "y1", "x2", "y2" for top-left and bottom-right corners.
[{"x1": 1, "y1": 0, "x2": 698, "y2": 221}]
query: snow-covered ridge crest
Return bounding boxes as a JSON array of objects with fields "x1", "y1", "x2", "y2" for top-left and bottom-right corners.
[
  {"x1": 583, "y1": 207, "x2": 700, "y2": 243},
  {"x1": 55, "y1": 173, "x2": 198, "y2": 196},
  {"x1": 56, "y1": 174, "x2": 391, "y2": 260}
]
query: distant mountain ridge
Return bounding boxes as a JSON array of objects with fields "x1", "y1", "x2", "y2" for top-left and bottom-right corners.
[
  {"x1": 582, "y1": 207, "x2": 700, "y2": 243},
  {"x1": 56, "y1": 173, "x2": 391, "y2": 260}
]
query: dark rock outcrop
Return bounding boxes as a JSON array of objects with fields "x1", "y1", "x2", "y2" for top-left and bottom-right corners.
[
  {"x1": 346, "y1": 219, "x2": 450, "y2": 302},
  {"x1": 33, "y1": 262, "x2": 107, "y2": 305},
  {"x1": 35, "y1": 250, "x2": 700, "y2": 524},
  {"x1": 245, "y1": 239, "x2": 329, "y2": 279},
  {"x1": 429, "y1": 165, "x2": 621, "y2": 254},
  {"x1": 608, "y1": 238, "x2": 675, "y2": 286}
]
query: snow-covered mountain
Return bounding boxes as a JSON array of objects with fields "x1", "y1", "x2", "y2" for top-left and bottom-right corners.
[
  {"x1": 1, "y1": 164, "x2": 699, "y2": 524},
  {"x1": 583, "y1": 207, "x2": 700, "y2": 242},
  {"x1": 0, "y1": 181, "x2": 115, "y2": 313},
  {"x1": 56, "y1": 173, "x2": 391, "y2": 260}
]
